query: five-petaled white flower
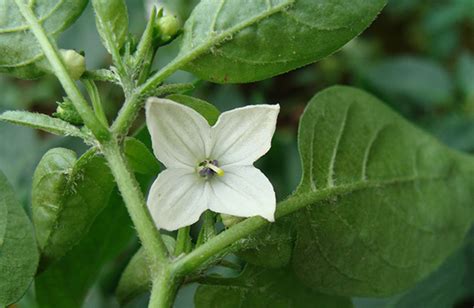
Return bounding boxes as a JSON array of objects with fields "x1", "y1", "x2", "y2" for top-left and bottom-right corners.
[{"x1": 145, "y1": 98, "x2": 279, "y2": 231}]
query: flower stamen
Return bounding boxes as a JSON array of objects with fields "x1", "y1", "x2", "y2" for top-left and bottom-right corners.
[{"x1": 198, "y1": 159, "x2": 224, "y2": 178}]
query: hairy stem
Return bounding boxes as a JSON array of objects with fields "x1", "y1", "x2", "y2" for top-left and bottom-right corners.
[
  {"x1": 14, "y1": 0, "x2": 110, "y2": 141},
  {"x1": 149, "y1": 269, "x2": 179, "y2": 308},
  {"x1": 171, "y1": 184, "x2": 356, "y2": 276},
  {"x1": 102, "y1": 140, "x2": 169, "y2": 266}
]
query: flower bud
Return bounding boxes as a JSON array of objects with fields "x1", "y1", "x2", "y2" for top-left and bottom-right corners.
[
  {"x1": 53, "y1": 98, "x2": 83, "y2": 125},
  {"x1": 157, "y1": 15, "x2": 180, "y2": 38},
  {"x1": 221, "y1": 214, "x2": 244, "y2": 228},
  {"x1": 60, "y1": 49, "x2": 86, "y2": 80}
]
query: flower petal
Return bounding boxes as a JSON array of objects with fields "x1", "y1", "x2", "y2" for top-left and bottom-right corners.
[
  {"x1": 208, "y1": 166, "x2": 276, "y2": 221},
  {"x1": 146, "y1": 98, "x2": 211, "y2": 168},
  {"x1": 210, "y1": 104, "x2": 279, "y2": 166},
  {"x1": 147, "y1": 169, "x2": 208, "y2": 231}
]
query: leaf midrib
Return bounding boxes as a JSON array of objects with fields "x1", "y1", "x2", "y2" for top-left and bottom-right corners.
[
  {"x1": 178, "y1": 0, "x2": 295, "y2": 65},
  {"x1": 278, "y1": 173, "x2": 451, "y2": 221}
]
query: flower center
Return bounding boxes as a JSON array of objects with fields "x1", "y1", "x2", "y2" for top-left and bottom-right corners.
[{"x1": 197, "y1": 159, "x2": 224, "y2": 178}]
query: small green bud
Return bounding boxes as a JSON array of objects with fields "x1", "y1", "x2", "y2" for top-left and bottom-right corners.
[
  {"x1": 53, "y1": 98, "x2": 83, "y2": 125},
  {"x1": 221, "y1": 214, "x2": 244, "y2": 228},
  {"x1": 155, "y1": 15, "x2": 181, "y2": 43},
  {"x1": 60, "y1": 49, "x2": 86, "y2": 80}
]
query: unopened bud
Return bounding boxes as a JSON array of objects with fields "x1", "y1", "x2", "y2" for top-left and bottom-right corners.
[
  {"x1": 221, "y1": 214, "x2": 244, "y2": 228},
  {"x1": 60, "y1": 49, "x2": 86, "y2": 80},
  {"x1": 53, "y1": 98, "x2": 83, "y2": 125},
  {"x1": 155, "y1": 15, "x2": 181, "y2": 43}
]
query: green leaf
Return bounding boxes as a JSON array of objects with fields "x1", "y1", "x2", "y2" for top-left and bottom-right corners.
[
  {"x1": 91, "y1": 0, "x2": 129, "y2": 55},
  {"x1": 0, "y1": 171, "x2": 39, "y2": 306},
  {"x1": 0, "y1": 110, "x2": 90, "y2": 139},
  {"x1": 116, "y1": 236, "x2": 175, "y2": 304},
  {"x1": 167, "y1": 94, "x2": 220, "y2": 125},
  {"x1": 363, "y1": 57, "x2": 454, "y2": 109},
  {"x1": 32, "y1": 148, "x2": 115, "y2": 268},
  {"x1": 286, "y1": 86, "x2": 474, "y2": 296},
  {"x1": 35, "y1": 188, "x2": 135, "y2": 308},
  {"x1": 354, "y1": 229, "x2": 474, "y2": 308},
  {"x1": 456, "y1": 52, "x2": 474, "y2": 104},
  {"x1": 237, "y1": 218, "x2": 294, "y2": 268},
  {"x1": 194, "y1": 265, "x2": 353, "y2": 308},
  {"x1": 0, "y1": 122, "x2": 41, "y2": 203},
  {"x1": 0, "y1": 0, "x2": 88, "y2": 79},
  {"x1": 179, "y1": 0, "x2": 387, "y2": 83},
  {"x1": 116, "y1": 248, "x2": 150, "y2": 305},
  {"x1": 124, "y1": 137, "x2": 160, "y2": 175}
]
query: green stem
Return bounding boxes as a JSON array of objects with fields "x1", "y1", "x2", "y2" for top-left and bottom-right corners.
[
  {"x1": 101, "y1": 140, "x2": 169, "y2": 266},
  {"x1": 14, "y1": 0, "x2": 109, "y2": 142},
  {"x1": 149, "y1": 269, "x2": 178, "y2": 308},
  {"x1": 111, "y1": 46, "x2": 203, "y2": 137},
  {"x1": 172, "y1": 216, "x2": 268, "y2": 276},
  {"x1": 171, "y1": 184, "x2": 358, "y2": 276},
  {"x1": 110, "y1": 82, "x2": 196, "y2": 137}
]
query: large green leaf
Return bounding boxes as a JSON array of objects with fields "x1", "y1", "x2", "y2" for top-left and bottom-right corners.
[
  {"x1": 179, "y1": 0, "x2": 387, "y2": 83},
  {"x1": 35, "y1": 188, "x2": 135, "y2": 308},
  {"x1": 237, "y1": 219, "x2": 294, "y2": 268},
  {"x1": 194, "y1": 265, "x2": 353, "y2": 307},
  {"x1": 286, "y1": 86, "x2": 474, "y2": 296},
  {"x1": 32, "y1": 148, "x2": 115, "y2": 268},
  {"x1": 354, "y1": 229, "x2": 474, "y2": 308},
  {"x1": 0, "y1": 0, "x2": 88, "y2": 79},
  {"x1": 0, "y1": 171, "x2": 39, "y2": 306}
]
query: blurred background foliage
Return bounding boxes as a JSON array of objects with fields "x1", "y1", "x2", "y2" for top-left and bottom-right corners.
[{"x1": 0, "y1": 0, "x2": 473, "y2": 307}]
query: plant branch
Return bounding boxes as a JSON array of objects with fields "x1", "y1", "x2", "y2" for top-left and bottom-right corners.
[
  {"x1": 14, "y1": 0, "x2": 110, "y2": 141},
  {"x1": 149, "y1": 269, "x2": 178, "y2": 308},
  {"x1": 101, "y1": 140, "x2": 169, "y2": 266},
  {"x1": 171, "y1": 184, "x2": 358, "y2": 276}
]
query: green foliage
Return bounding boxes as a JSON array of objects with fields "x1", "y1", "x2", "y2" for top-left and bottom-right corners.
[
  {"x1": 179, "y1": 0, "x2": 386, "y2": 83},
  {"x1": 457, "y1": 52, "x2": 474, "y2": 106},
  {"x1": 354, "y1": 229, "x2": 474, "y2": 308},
  {"x1": 116, "y1": 236, "x2": 175, "y2": 304},
  {"x1": 1, "y1": 0, "x2": 472, "y2": 306},
  {"x1": 363, "y1": 56, "x2": 453, "y2": 110},
  {"x1": 91, "y1": 0, "x2": 129, "y2": 55},
  {"x1": 0, "y1": 171, "x2": 39, "y2": 306},
  {"x1": 116, "y1": 248, "x2": 150, "y2": 305},
  {"x1": 0, "y1": 0, "x2": 88, "y2": 79},
  {"x1": 0, "y1": 110, "x2": 89, "y2": 139},
  {"x1": 32, "y1": 148, "x2": 115, "y2": 268},
  {"x1": 124, "y1": 137, "x2": 160, "y2": 175},
  {"x1": 167, "y1": 94, "x2": 220, "y2": 125},
  {"x1": 53, "y1": 97, "x2": 84, "y2": 125},
  {"x1": 237, "y1": 219, "x2": 294, "y2": 268},
  {"x1": 35, "y1": 189, "x2": 135, "y2": 308},
  {"x1": 194, "y1": 265, "x2": 353, "y2": 307},
  {"x1": 287, "y1": 86, "x2": 474, "y2": 296}
]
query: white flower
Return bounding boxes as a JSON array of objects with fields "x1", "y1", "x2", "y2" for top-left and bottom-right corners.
[{"x1": 145, "y1": 98, "x2": 279, "y2": 231}]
